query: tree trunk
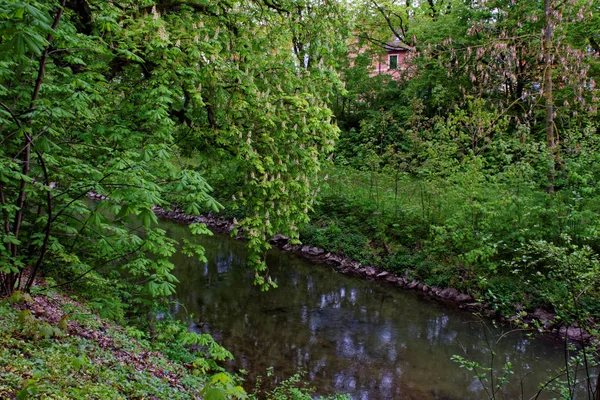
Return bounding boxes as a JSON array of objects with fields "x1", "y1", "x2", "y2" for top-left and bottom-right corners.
[
  {"x1": 544, "y1": 0, "x2": 556, "y2": 193},
  {"x1": 2, "y1": 1, "x2": 65, "y2": 296}
]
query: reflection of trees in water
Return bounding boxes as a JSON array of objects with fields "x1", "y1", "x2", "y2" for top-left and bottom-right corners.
[{"x1": 165, "y1": 228, "x2": 566, "y2": 399}]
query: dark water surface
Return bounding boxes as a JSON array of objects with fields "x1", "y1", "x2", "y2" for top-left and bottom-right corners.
[{"x1": 162, "y1": 220, "x2": 568, "y2": 399}]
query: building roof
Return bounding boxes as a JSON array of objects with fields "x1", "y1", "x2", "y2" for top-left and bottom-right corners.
[{"x1": 384, "y1": 40, "x2": 411, "y2": 52}]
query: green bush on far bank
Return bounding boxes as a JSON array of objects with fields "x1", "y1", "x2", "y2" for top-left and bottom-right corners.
[{"x1": 307, "y1": 162, "x2": 600, "y2": 319}]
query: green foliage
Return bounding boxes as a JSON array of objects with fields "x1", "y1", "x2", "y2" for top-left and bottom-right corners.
[
  {"x1": 296, "y1": 148, "x2": 600, "y2": 317},
  {"x1": 8, "y1": 290, "x2": 33, "y2": 305},
  {"x1": 0, "y1": 297, "x2": 208, "y2": 399},
  {"x1": 250, "y1": 368, "x2": 350, "y2": 400},
  {"x1": 542, "y1": 346, "x2": 600, "y2": 399},
  {"x1": 0, "y1": 2, "x2": 348, "y2": 396},
  {"x1": 151, "y1": 317, "x2": 233, "y2": 373},
  {"x1": 300, "y1": 221, "x2": 372, "y2": 264},
  {"x1": 0, "y1": 0, "x2": 344, "y2": 300},
  {"x1": 511, "y1": 237, "x2": 600, "y2": 322},
  {"x1": 451, "y1": 354, "x2": 513, "y2": 400},
  {"x1": 321, "y1": 0, "x2": 600, "y2": 317},
  {"x1": 201, "y1": 372, "x2": 246, "y2": 400},
  {"x1": 0, "y1": 0, "x2": 212, "y2": 298}
]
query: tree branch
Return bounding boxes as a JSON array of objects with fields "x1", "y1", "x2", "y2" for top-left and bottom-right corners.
[
  {"x1": 371, "y1": 0, "x2": 406, "y2": 42},
  {"x1": 13, "y1": 1, "x2": 66, "y2": 256},
  {"x1": 25, "y1": 151, "x2": 53, "y2": 290}
]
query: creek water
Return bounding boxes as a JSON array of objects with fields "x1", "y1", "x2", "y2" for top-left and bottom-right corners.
[{"x1": 161, "y1": 219, "x2": 571, "y2": 399}]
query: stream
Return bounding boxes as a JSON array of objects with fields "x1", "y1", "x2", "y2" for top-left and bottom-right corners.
[{"x1": 161, "y1": 219, "x2": 572, "y2": 399}]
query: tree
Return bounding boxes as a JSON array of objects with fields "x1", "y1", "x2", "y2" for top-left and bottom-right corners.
[
  {"x1": 342, "y1": 0, "x2": 598, "y2": 182},
  {"x1": 0, "y1": 0, "x2": 345, "y2": 296}
]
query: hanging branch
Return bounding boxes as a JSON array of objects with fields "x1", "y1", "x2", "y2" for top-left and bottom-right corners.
[{"x1": 371, "y1": 0, "x2": 407, "y2": 42}]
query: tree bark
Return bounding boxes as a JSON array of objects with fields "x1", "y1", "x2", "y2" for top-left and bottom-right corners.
[
  {"x1": 544, "y1": 0, "x2": 556, "y2": 194},
  {"x1": 13, "y1": 1, "x2": 65, "y2": 249},
  {"x1": 6, "y1": 1, "x2": 66, "y2": 295}
]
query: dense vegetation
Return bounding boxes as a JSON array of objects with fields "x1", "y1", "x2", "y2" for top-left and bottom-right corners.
[
  {"x1": 209, "y1": 0, "x2": 600, "y2": 328},
  {"x1": 0, "y1": 0, "x2": 345, "y2": 397},
  {"x1": 325, "y1": 0, "x2": 600, "y2": 325},
  {"x1": 2, "y1": 0, "x2": 600, "y2": 398}
]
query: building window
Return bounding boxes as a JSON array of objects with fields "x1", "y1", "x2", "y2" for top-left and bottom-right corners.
[{"x1": 389, "y1": 54, "x2": 398, "y2": 70}]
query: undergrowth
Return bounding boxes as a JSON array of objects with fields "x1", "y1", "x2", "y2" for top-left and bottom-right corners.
[{"x1": 0, "y1": 290, "x2": 212, "y2": 399}]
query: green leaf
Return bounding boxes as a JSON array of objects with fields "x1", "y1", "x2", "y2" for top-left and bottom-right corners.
[
  {"x1": 38, "y1": 323, "x2": 54, "y2": 339},
  {"x1": 189, "y1": 223, "x2": 212, "y2": 236},
  {"x1": 139, "y1": 208, "x2": 157, "y2": 228},
  {"x1": 202, "y1": 386, "x2": 227, "y2": 400},
  {"x1": 18, "y1": 310, "x2": 35, "y2": 325},
  {"x1": 9, "y1": 291, "x2": 33, "y2": 305}
]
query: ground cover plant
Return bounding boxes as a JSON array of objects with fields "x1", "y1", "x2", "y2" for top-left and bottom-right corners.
[{"x1": 0, "y1": 286, "x2": 237, "y2": 399}]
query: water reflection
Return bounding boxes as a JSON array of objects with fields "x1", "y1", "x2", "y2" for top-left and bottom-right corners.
[{"x1": 163, "y1": 221, "x2": 567, "y2": 399}]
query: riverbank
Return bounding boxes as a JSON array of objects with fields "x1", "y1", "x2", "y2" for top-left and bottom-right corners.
[{"x1": 135, "y1": 193, "x2": 591, "y2": 344}]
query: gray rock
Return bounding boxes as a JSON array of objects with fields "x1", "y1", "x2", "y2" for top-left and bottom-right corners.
[
  {"x1": 559, "y1": 326, "x2": 591, "y2": 342},
  {"x1": 439, "y1": 288, "x2": 460, "y2": 301},
  {"x1": 533, "y1": 308, "x2": 556, "y2": 323},
  {"x1": 376, "y1": 271, "x2": 390, "y2": 278},
  {"x1": 455, "y1": 293, "x2": 472, "y2": 303},
  {"x1": 325, "y1": 254, "x2": 342, "y2": 266},
  {"x1": 307, "y1": 246, "x2": 325, "y2": 256},
  {"x1": 272, "y1": 233, "x2": 289, "y2": 243}
]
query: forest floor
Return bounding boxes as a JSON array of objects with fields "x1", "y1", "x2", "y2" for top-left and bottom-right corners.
[{"x1": 0, "y1": 283, "x2": 204, "y2": 400}]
